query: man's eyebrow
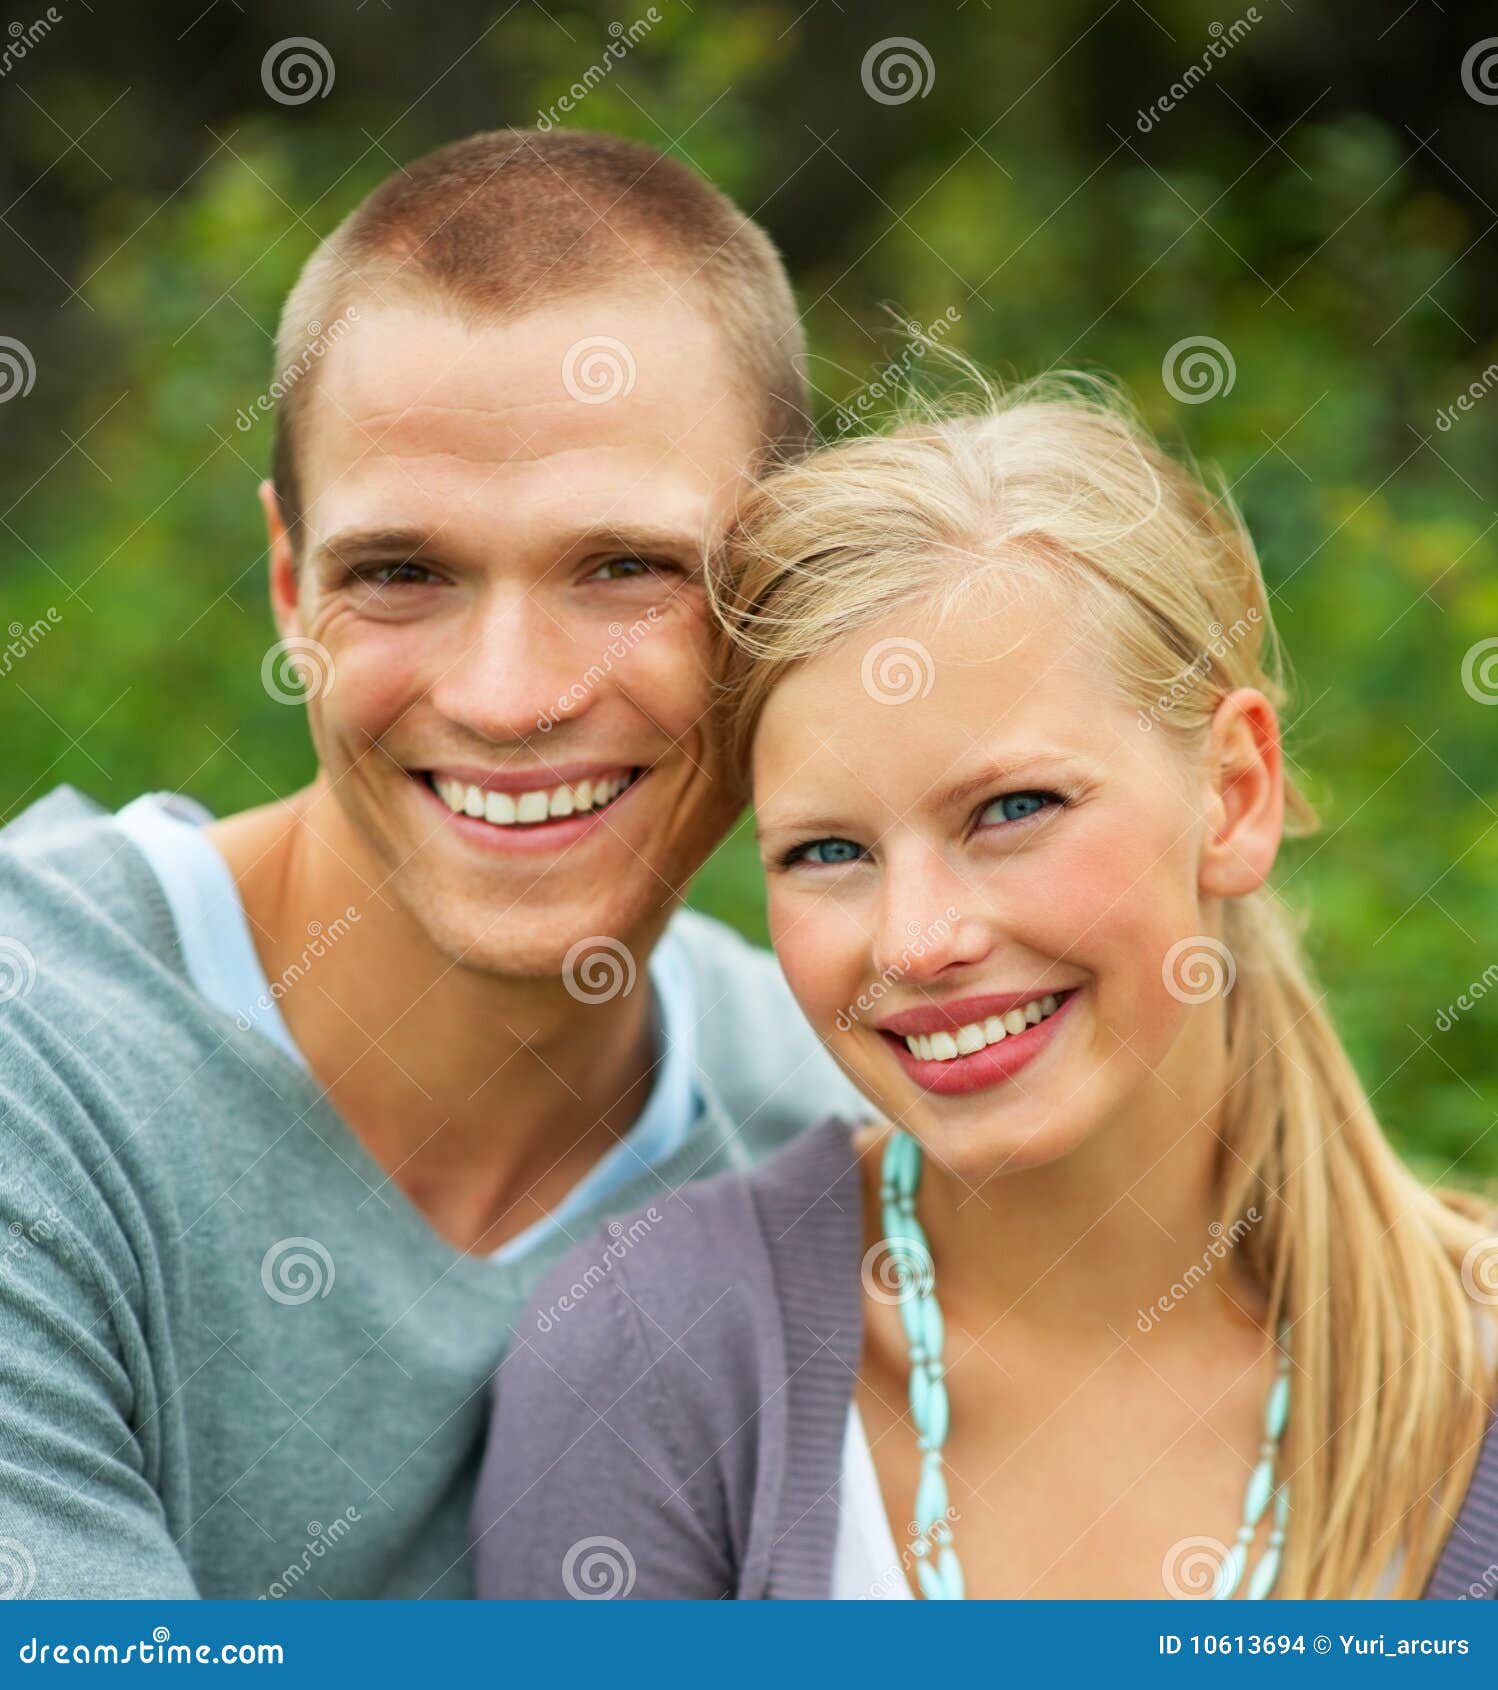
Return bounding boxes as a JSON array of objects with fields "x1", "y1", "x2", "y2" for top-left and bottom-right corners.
[{"x1": 313, "y1": 523, "x2": 707, "y2": 566}]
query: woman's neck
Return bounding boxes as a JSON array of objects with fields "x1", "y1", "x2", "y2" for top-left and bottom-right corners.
[{"x1": 875, "y1": 1013, "x2": 1269, "y2": 1349}]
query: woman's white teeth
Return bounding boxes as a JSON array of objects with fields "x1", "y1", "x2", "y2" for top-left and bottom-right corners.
[
  {"x1": 905, "y1": 994, "x2": 1061, "y2": 1061},
  {"x1": 435, "y1": 772, "x2": 632, "y2": 827}
]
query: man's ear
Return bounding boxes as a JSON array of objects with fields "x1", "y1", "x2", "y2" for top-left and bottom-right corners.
[
  {"x1": 259, "y1": 479, "x2": 300, "y2": 641},
  {"x1": 1198, "y1": 687, "x2": 1285, "y2": 899}
]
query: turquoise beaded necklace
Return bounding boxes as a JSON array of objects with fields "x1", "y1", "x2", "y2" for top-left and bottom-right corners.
[{"x1": 877, "y1": 1126, "x2": 1292, "y2": 1601}]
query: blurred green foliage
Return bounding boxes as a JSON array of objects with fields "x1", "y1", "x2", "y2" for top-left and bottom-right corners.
[{"x1": 2, "y1": 1, "x2": 1495, "y2": 1184}]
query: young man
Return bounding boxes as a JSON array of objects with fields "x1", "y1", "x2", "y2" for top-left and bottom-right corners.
[{"x1": 0, "y1": 130, "x2": 858, "y2": 1598}]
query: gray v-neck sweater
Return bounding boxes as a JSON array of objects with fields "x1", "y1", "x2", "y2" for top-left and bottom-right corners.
[{"x1": 470, "y1": 1113, "x2": 1498, "y2": 1599}]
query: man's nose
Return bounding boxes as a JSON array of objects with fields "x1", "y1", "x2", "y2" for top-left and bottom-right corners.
[{"x1": 427, "y1": 590, "x2": 598, "y2": 746}]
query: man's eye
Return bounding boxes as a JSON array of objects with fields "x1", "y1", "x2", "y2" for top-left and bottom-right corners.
[
  {"x1": 354, "y1": 560, "x2": 439, "y2": 588},
  {"x1": 585, "y1": 557, "x2": 676, "y2": 582},
  {"x1": 785, "y1": 838, "x2": 864, "y2": 867}
]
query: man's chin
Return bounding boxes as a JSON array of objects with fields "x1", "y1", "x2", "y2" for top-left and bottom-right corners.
[{"x1": 407, "y1": 886, "x2": 666, "y2": 987}]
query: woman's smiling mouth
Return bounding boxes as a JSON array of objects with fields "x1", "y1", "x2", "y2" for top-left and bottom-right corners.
[{"x1": 875, "y1": 987, "x2": 1081, "y2": 1096}]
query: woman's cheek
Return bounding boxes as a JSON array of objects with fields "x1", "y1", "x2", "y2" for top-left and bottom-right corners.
[{"x1": 768, "y1": 888, "x2": 868, "y2": 1037}]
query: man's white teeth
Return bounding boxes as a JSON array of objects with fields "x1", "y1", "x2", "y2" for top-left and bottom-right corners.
[
  {"x1": 904, "y1": 994, "x2": 1062, "y2": 1062},
  {"x1": 434, "y1": 772, "x2": 632, "y2": 827}
]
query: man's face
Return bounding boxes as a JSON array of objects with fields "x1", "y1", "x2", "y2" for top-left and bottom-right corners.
[{"x1": 270, "y1": 291, "x2": 761, "y2": 977}]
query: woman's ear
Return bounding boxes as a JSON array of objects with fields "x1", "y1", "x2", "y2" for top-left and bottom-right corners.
[
  {"x1": 259, "y1": 478, "x2": 301, "y2": 642},
  {"x1": 1198, "y1": 687, "x2": 1285, "y2": 899}
]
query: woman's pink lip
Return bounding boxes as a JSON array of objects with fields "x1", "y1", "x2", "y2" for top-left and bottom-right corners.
[
  {"x1": 883, "y1": 988, "x2": 1079, "y2": 1096},
  {"x1": 414, "y1": 768, "x2": 645, "y2": 854}
]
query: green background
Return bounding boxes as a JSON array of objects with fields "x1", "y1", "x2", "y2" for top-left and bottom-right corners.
[{"x1": 2, "y1": 1, "x2": 1495, "y2": 1185}]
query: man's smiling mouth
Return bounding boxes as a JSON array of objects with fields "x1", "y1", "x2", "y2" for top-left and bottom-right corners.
[{"x1": 422, "y1": 765, "x2": 644, "y2": 830}]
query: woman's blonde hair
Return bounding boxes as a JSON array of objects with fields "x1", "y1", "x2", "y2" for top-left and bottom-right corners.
[{"x1": 708, "y1": 370, "x2": 1498, "y2": 1599}]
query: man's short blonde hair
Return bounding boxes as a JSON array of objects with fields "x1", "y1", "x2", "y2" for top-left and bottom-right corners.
[{"x1": 269, "y1": 128, "x2": 811, "y2": 543}]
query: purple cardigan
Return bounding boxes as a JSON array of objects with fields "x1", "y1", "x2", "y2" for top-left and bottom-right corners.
[{"x1": 469, "y1": 1114, "x2": 1498, "y2": 1599}]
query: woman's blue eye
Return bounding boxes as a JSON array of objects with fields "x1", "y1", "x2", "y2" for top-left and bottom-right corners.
[
  {"x1": 979, "y1": 790, "x2": 1056, "y2": 826},
  {"x1": 792, "y1": 838, "x2": 864, "y2": 866}
]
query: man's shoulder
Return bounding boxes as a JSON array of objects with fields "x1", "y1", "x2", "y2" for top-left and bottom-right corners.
[{"x1": 0, "y1": 784, "x2": 179, "y2": 1005}]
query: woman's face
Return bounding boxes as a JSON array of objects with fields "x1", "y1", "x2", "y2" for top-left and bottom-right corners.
[{"x1": 753, "y1": 581, "x2": 1264, "y2": 1180}]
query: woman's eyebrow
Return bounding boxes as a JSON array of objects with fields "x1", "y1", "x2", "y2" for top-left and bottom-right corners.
[{"x1": 934, "y1": 751, "x2": 1086, "y2": 808}]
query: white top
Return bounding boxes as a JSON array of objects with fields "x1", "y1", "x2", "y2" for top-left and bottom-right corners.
[
  {"x1": 830, "y1": 1403, "x2": 913, "y2": 1599},
  {"x1": 831, "y1": 1313, "x2": 1498, "y2": 1599},
  {"x1": 112, "y1": 791, "x2": 700, "y2": 1264}
]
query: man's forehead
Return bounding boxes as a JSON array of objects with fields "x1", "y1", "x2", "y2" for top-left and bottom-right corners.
[{"x1": 302, "y1": 295, "x2": 759, "y2": 494}]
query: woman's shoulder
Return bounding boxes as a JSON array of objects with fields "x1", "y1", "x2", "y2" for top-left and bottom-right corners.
[{"x1": 510, "y1": 1112, "x2": 864, "y2": 1383}]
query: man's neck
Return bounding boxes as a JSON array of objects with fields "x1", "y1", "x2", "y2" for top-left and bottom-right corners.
[{"x1": 207, "y1": 782, "x2": 663, "y2": 1255}]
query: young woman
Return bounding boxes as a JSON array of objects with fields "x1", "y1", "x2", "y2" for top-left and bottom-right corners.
[{"x1": 469, "y1": 377, "x2": 1498, "y2": 1600}]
